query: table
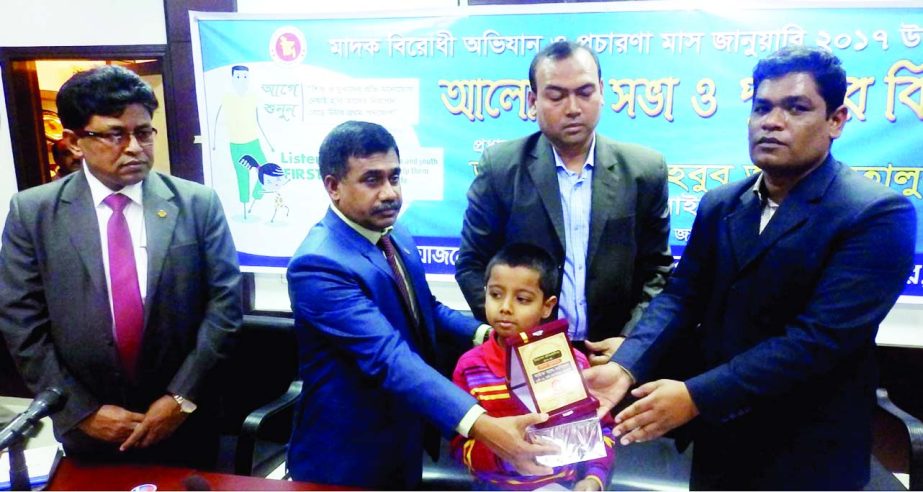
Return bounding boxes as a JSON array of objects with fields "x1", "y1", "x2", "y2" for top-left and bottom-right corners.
[{"x1": 47, "y1": 457, "x2": 356, "y2": 491}]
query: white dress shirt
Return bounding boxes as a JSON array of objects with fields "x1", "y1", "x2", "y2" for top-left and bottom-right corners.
[
  {"x1": 752, "y1": 173, "x2": 780, "y2": 234},
  {"x1": 84, "y1": 164, "x2": 148, "y2": 324}
]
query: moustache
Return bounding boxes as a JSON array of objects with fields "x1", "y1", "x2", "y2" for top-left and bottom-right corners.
[
  {"x1": 757, "y1": 136, "x2": 784, "y2": 145},
  {"x1": 372, "y1": 201, "x2": 402, "y2": 214}
]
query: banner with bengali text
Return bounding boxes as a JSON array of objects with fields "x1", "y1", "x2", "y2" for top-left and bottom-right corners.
[{"x1": 190, "y1": 4, "x2": 923, "y2": 297}]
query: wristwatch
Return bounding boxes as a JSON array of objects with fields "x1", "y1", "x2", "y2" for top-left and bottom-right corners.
[{"x1": 172, "y1": 394, "x2": 198, "y2": 414}]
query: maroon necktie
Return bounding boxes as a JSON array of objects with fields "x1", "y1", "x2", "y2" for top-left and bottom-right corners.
[
  {"x1": 377, "y1": 234, "x2": 439, "y2": 458},
  {"x1": 377, "y1": 234, "x2": 420, "y2": 328},
  {"x1": 104, "y1": 193, "x2": 144, "y2": 380}
]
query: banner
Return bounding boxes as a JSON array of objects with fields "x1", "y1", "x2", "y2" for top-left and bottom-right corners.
[{"x1": 190, "y1": 4, "x2": 923, "y2": 297}]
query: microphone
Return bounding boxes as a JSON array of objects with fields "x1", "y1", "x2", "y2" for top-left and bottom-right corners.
[{"x1": 0, "y1": 387, "x2": 67, "y2": 450}]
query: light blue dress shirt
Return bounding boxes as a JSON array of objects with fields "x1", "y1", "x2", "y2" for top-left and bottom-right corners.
[{"x1": 552, "y1": 136, "x2": 596, "y2": 341}]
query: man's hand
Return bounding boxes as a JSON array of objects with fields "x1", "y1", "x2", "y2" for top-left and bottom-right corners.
[
  {"x1": 613, "y1": 379, "x2": 698, "y2": 445},
  {"x1": 119, "y1": 395, "x2": 189, "y2": 451},
  {"x1": 76, "y1": 405, "x2": 145, "y2": 443},
  {"x1": 583, "y1": 362, "x2": 634, "y2": 418},
  {"x1": 584, "y1": 337, "x2": 625, "y2": 366},
  {"x1": 573, "y1": 477, "x2": 603, "y2": 491},
  {"x1": 469, "y1": 413, "x2": 558, "y2": 476}
]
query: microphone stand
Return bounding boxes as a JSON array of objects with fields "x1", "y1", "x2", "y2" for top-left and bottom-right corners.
[
  {"x1": 1, "y1": 405, "x2": 31, "y2": 490},
  {"x1": 1, "y1": 390, "x2": 64, "y2": 491},
  {"x1": 0, "y1": 389, "x2": 66, "y2": 490},
  {"x1": 8, "y1": 439, "x2": 30, "y2": 491}
]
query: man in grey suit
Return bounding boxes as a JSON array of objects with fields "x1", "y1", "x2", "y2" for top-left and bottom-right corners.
[
  {"x1": 457, "y1": 40, "x2": 673, "y2": 362},
  {"x1": 0, "y1": 66, "x2": 241, "y2": 467}
]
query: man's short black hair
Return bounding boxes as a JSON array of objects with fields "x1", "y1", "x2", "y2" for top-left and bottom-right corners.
[
  {"x1": 318, "y1": 121, "x2": 400, "y2": 180},
  {"x1": 752, "y1": 45, "x2": 846, "y2": 117},
  {"x1": 528, "y1": 40, "x2": 602, "y2": 92},
  {"x1": 56, "y1": 65, "x2": 158, "y2": 131},
  {"x1": 231, "y1": 65, "x2": 249, "y2": 75},
  {"x1": 485, "y1": 243, "x2": 559, "y2": 299}
]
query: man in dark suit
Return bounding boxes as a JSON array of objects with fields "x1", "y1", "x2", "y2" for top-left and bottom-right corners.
[
  {"x1": 0, "y1": 66, "x2": 242, "y2": 467},
  {"x1": 286, "y1": 121, "x2": 555, "y2": 489},
  {"x1": 584, "y1": 46, "x2": 917, "y2": 489},
  {"x1": 456, "y1": 40, "x2": 673, "y2": 363}
]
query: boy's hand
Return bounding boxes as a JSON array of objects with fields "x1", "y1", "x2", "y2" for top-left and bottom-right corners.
[
  {"x1": 614, "y1": 379, "x2": 698, "y2": 445},
  {"x1": 574, "y1": 477, "x2": 603, "y2": 491},
  {"x1": 584, "y1": 337, "x2": 625, "y2": 366}
]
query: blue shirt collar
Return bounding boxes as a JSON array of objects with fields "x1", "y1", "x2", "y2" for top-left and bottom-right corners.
[{"x1": 552, "y1": 134, "x2": 596, "y2": 174}]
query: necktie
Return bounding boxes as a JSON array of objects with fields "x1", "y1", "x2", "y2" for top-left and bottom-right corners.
[
  {"x1": 104, "y1": 193, "x2": 144, "y2": 381},
  {"x1": 377, "y1": 234, "x2": 439, "y2": 460},
  {"x1": 377, "y1": 234, "x2": 420, "y2": 328}
]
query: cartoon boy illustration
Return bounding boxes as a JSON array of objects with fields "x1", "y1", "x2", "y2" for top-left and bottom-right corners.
[{"x1": 211, "y1": 65, "x2": 274, "y2": 219}]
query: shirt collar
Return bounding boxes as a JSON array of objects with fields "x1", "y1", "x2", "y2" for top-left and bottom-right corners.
[
  {"x1": 83, "y1": 162, "x2": 144, "y2": 208},
  {"x1": 552, "y1": 134, "x2": 596, "y2": 173},
  {"x1": 751, "y1": 172, "x2": 765, "y2": 201},
  {"x1": 330, "y1": 204, "x2": 394, "y2": 245},
  {"x1": 752, "y1": 172, "x2": 781, "y2": 207}
]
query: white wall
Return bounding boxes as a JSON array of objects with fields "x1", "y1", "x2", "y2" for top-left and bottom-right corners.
[
  {"x1": 0, "y1": 0, "x2": 166, "y2": 47},
  {"x1": 236, "y1": 0, "x2": 456, "y2": 14}
]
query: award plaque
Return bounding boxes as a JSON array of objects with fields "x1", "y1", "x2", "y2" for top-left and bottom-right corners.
[{"x1": 506, "y1": 319, "x2": 606, "y2": 466}]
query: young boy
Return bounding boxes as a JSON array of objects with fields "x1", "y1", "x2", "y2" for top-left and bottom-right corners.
[{"x1": 451, "y1": 243, "x2": 615, "y2": 491}]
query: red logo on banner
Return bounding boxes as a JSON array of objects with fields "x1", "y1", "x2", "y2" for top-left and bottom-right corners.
[{"x1": 270, "y1": 26, "x2": 307, "y2": 65}]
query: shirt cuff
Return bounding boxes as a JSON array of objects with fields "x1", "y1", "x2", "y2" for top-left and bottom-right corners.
[
  {"x1": 456, "y1": 405, "x2": 487, "y2": 438},
  {"x1": 611, "y1": 361, "x2": 636, "y2": 385},
  {"x1": 473, "y1": 324, "x2": 492, "y2": 346}
]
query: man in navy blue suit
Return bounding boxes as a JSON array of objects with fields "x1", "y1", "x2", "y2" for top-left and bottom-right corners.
[
  {"x1": 584, "y1": 46, "x2": 917, "y2": 489},
  {"x1": 286, "y1": 121, "x2": 556, "y2": 489}
]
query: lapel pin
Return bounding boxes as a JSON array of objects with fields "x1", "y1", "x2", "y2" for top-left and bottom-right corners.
[{"x1": 157, "y1": 210, "x2": 167, "y2": 218}]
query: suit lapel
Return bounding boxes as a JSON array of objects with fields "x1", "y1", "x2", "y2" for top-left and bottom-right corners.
[
  {"x1": 390, "y1": 230, "x2": 437, "y2": 349},
  {"x1": 324, "y1": 210, "x2": 435, "y2": 354},
  {"x1": 323, "y1": 209, "x2": 394, "y2": 287},
  {"x1": 527, "y1": 135, "x2": 566, "y2": 251},
  {"x1": 730, "y1": 157, "x2": 839, "y2": 273},
  {"x1": 61, "y1": 174, "x2": 108, "y2": 292},
  {"x1": 726, "y1": 183, "x2": 763, "y2": 271},
  {"x1": 141, "y1": 173, "x2": 178, "y2": 326},
  {"x1": 587, "y1": 139, "x2": 625, "y2": 265}
]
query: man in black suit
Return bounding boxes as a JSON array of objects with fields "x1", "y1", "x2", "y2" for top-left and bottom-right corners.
[
  {"x1": 457, "y1": 40, "x2": 673, "y2": 362},
  {"x1": 585, "y1": 46, "x2": 917, "y2": 489}
]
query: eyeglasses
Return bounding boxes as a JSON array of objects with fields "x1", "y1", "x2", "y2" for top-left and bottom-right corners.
[{"x1": 76, "y1": 127, "x2": 158, "y2": 147}]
